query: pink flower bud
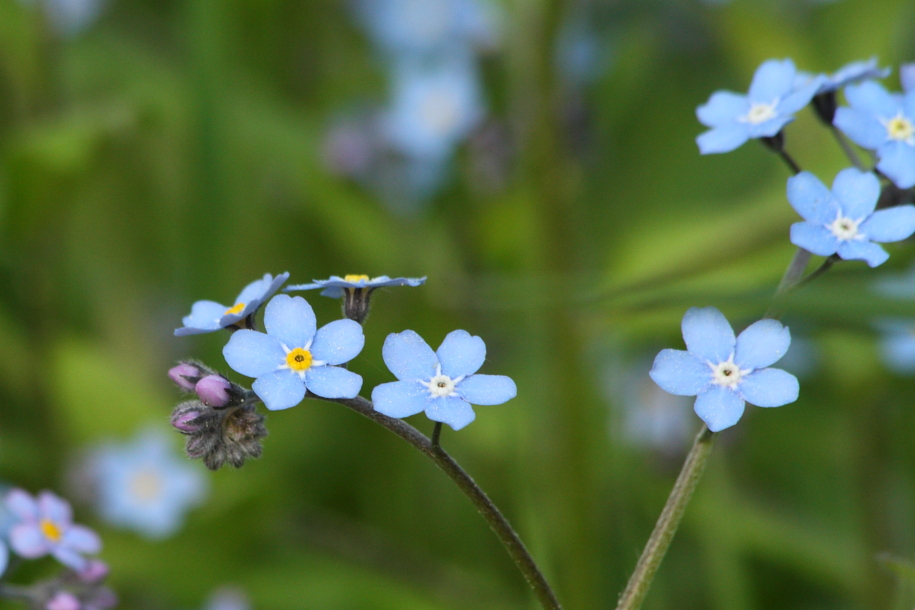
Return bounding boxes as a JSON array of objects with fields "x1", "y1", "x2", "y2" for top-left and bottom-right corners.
[
  {"x1": 46, "y1": 592, "x2": 80, "y2": 610},
  {"x1": 77, "y1": 559, "x2": 110, "y2": 584},
  {"x1": 168, "y1": 363, "x2": 201, "y2": 391},
  {"x1": 171, "y1": 410, "x2": 203, "y2": 433},
  {"x1": 195, "y1": 375, "x2": 232, "y2": 407}
]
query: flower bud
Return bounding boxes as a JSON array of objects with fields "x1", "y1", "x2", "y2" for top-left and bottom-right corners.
[
  {"x1": 46, "y1": 592, "x2": 80, "y2": 610},
  {"x1": 171, "y1": 410, "x2": 202, "y2": 433},
  {"x1": 195, "y1": 375, "x2": 232, "y2": 407},
  {"x1": 77, "y1": 559, "x2": 110, "y2": 584},
  {"x1": 168, "y1": 363, "x2": 201, "y2": 391}
]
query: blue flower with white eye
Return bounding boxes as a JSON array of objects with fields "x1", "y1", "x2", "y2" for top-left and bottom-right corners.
[
  {"x1": 175, "y1": 272, "x2": 290, "y2": 336},
  {"x1": 372, "y1": 330, "x2": 517, "y2": 430},
  {"x1": 649, "y1": 307, "x2": 799, "y2": 432},
  {"x1": 875, "y1": 319, "x2": 915, "y2": 374},
  {"x1": 223, "y1": 295, "x2": 364, "y2": 410},
  {"x1": 834, "y1": 81, "x2": 915, "y2": 188},
  {"x1": 696, "y1": 58, "x2": 824, "y2": 154},
  {"x1": 787, "y1": 168, "x2": 915, "y2": 267},
  {"x1": 89, "y1": 430, "x2": 207, "y2": 539},
  {"x1": 285, "y1": 274, "x2": 426, "y2": 298}
]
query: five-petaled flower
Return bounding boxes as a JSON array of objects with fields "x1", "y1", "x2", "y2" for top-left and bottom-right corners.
[
  {"x1": 834, "y1": 81, "x2": 915, "y2": 188},
  {"x1": 285, "y1": 274, "x2": 426, "y2": 298},
  {"x1": 223, "y1": 294, "x2": 365, "y2": 410},
  {"x1": 649, "y1": 307, "x2": 799, "y2": 432},
  {"x1": 175, "y1": 272, "x2": 290, "y2": 336},
  {"x1": 696, "y1": 58, "x2": 824, "y2": 154},
  {"x1": 787, "y1": 168, "x2": 915, "y2": 267},
  {"x1": 372, "y1": 329, "x2": 516, "y2": 430},
  {"x1": 6, "y1": 489, "x2": 102, "y2": 571}
]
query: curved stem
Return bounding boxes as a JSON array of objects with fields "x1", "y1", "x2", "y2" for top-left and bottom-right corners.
[
  {"x1": 615, "y1": 426, "x2": 717, "y2": 610},
  {"x1": 327, "y1": 395, "x2": 563, "y2": 610}
]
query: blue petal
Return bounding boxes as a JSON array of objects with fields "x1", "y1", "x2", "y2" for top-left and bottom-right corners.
[
  {"x1": 264, "y1": 294, "x2": 316, "y2": 348},
  {"x1": 693, "y1": 386, "x2": 745, "y2": 432},
  {"x1": 696, "y1": 91, "x2": 748, "y2": 127},
  {"x1": 745, "y1": 114, "x2": 794, "y2": 139},
  {"x1": 60, "y1": 525, "x2": 101, "y2": 553},
  {"x1": 748, "y1": 59, "x2": 796, "y2": 102},
  {"x1": 906, "y1": 90, "x2": 915, "y2": 116},
  {"x1": 681, "y1": 307, "x2": 735, "y2": 364},
  {"x1": 235, "y1": 274, "x2": 272, "y2": 307},
  {"x1": 0, "y1": 542, "x2": 7, "y2": 576},
  {"x1": 305, "y1": 366, "x2": 363, "y2": 399},
  {"x1": 877, "y1": 141, "x2": 915, "y2": 189},
  {"x1": 836, "y1": 240, "x2": 889, "y2": 267},
  {"x1": 738, "y1": 368, "x2": 799, "y2": 407},
  {"x1": 787, "y1": 172, "x2": 839, "y2": 224},
  {"x1": 175, "y1": 301, "x2": 227, "y2": 335},
  {"x1": 735, "y1": 319, "x2": 791, "y2": 369},
  {"x1": 457, "y1": 374, "x2": 516, "y2": 405},
  {"x1": 382, "y1": 330, "x2": 439, "y2": 381},
  {"x1": 831, "y1": 168, "x2": 880, "y2": 219},
  {"x1": 252, "y1": 370, "x2": 305, "y2": 411},
  {"x1": 649, "y1": 349, "x2": 712, "y2": 396},
  {"x1": 833, "y1": 107, "x2": 886, "y2": 149},
  {"x1": 845, "y1": 80, "x2": 900, "y2": 117},
  {"x1": 436, "y1": 330, "x2": 486, "y2": 378},
  {"x1": 310, "y1": 319, "x2": 365, "y2": 365},
  {"x1": 284, "y1": 282, "x2": 324, "y2": 291},
  {"x1": 778, "y1": 75, "x2": 823, "y2": 113},
  {"x1": 425, "y1": 396, "x2": 476, "y2": 431},
  {"x1": 789, "y1": 222, "x2": 840, "y2": 256},
  {"x1": 861, "y1": 205, "x2": 915, "y2": 242},
  {"x1": 320, "y1": 287, "x2": 345, "y2": 298},
  {"x1": 223, "y1": 330, "x2": 285, "y2": 378},
  {"x1": 372, "y1": 380, "x2": 430, "y2": 418},
  {"x1": 696, "y1": 125, "x2": 749, "y2": 154}
]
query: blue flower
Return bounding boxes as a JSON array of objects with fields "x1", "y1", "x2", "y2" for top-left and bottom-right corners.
[
  {"x1": 834, "y1": 81, "x2": 915, "y2": 188},
  {"x1": 875, "y1": 319, "x2": 915, "y2": 374},
  {"x1": 175, "y1": 272, "x2": 290, "y2": 336},
  {"x1": 223, "y1": 295, "x2": 364, "y2": 410},
  {"x1": 696, "y1": 58, "x2": 824, "y2": 154},
  {"x1": 902, "y1": 63, "x2": 915, "y2": 94},
  {"x1": 649, "y1": 307, "x2": 799, "y2": 432},
  {"x1": 787, "y1": 169, "x2": 915, "y2": 267},
  {"x1": 285, "y1": 274, "x2": 426, "y2": 298},
  {"x1": 372, "y1": 329, "x2": 517, "y2": 430},
  {"x1": 795, "y1": 57, "x2": 890, "y2": 95},
  {"x1": 88, "y1": 430, "x2": 207, "y2": 539}
]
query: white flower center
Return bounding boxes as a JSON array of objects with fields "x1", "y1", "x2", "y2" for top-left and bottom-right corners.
[
  {"x1": 130, "y1": 469, "x2": 163, "y2": 503},
  {"x1": 710, "y1": 355, "x2": 749, "y2": 389},
  {"x1": 739, "y1": 99, "x2": 779, "y2": 125},
  {"x1": 882, "y1": 112, "x2": 915, "y2": 145},
  {"x1": 422, "y1": 365, "x2": 463, "y2": 398},
  {"x1": 420, "y1": 88, "x2": 461, "y2": 136},
  {"x1": 826, "y1": 211, "x2": 864, "y2": 242}
]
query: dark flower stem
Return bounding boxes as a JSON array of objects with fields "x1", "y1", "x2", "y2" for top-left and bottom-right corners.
[
  {"x1": 614, "y1": 426, "x2": 717, "y2": 610},
  {"x1": 328, "y1": 395, "x2": 563, "y2": 610},
  {"x1": 431, "y1": 421, "x2": 443, "y2": 448}
]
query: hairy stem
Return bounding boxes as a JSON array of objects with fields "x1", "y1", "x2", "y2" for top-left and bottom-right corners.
[{"x1": 328, "y1": 395, "x2": 563, "y2": 610}]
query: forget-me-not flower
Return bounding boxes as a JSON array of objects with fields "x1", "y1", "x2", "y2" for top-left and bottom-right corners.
[
  {"x1": 223, "y1": 295, "x2": 364, "y2": 410},
  {"x1": 6, "y1": 489, "x2": 101, "y2": 571},
  {"x1": 175, "y1": 272, "x2": 290, "y2": 336},
  {"x1": 285, "y1": 274, "x2": 426, "y2": 298},
  {"x1": 649, "y1": 307, "x2": 799, "y2": 432},
  {"x1": 796, "y1": 57, "x2": 891, "y2": 95},
  {"x1": 875, "y1": 318, "x2": 915, "y2": 374},
  {"x1": 372, "y1": 329, "x2": 517, "y2": 430},
  {"x1": 696, "y1": 58, "x2": 824, "y2": 154},
  {"x1": 787, "y1": 168, "x2": 915, "y2": 267},
  {"x1": 88, "y1": 430, "x2": 207, "y2": 539},
  {"x1": 834, "y1": 81, "x2": 915, "y2": 188}
]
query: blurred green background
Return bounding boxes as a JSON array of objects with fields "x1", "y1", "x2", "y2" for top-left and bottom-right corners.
[{"x1": 2, "y1": 0, "x2": 915, "y2": 608}]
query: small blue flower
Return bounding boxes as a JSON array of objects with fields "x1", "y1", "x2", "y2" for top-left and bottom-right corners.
[
  {"x1": 285, "y1": 274, "x2": 426, "y2": 298},
  {"x1": 649, "y1": 307, "x2": 799, "y2": 432},
  {"x1": 834, "y1": 81, "x2": 915, "y2": 188},
  {"x1": 223, "y1": 295, "x2": 364, "y2": 410},
  {"x1": 875, "y1": 318, "x2": 915, "y2": 374},
  {"x1": 89, "y1": 430, "x2": 207, "y2": 539},
  {"x1": 787, "y1": 168, "x2": 915, "y2": 267},
  {"x1": 372, "y1": 329, "x2": 517, "y2": 430},
  {"x1": 696, "y1": 58, "x2": 824, "y2": 154},
  {"x1": 795, "y1": 57, "x2": 890, "y2": 95},
  {"x1": 175, "y1": 272, "x2": 290, "y2": 336},
  {"x1": 901, "y1": 63, "x2": 915, "y2": 94}
]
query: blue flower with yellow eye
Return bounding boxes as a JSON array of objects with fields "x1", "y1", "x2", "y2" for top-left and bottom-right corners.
[
  {"x1": 175, "y1": 272, "x2": 289, "y2": 336},
  {"x1": 285, "y1": 274, "x2": 426, "y2": 298}
]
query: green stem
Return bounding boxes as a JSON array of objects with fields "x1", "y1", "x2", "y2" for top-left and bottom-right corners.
[
  {"x1": 615, "y1": 426, "x2": 717, "y2": 610},
  {"x1": 328, "y1": 395, "x2": 563, "y2": 610}
]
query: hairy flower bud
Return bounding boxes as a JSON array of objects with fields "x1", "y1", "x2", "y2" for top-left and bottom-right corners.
[
  {"x1": 46, "y1": 592, "x2": 80, "y2": 610},
  {"x1": 195, "y1": 375, "x2": 233, "y2": 407},
  {"x1": 168, "y1": 363, "x2": 202, "y2": 391},
  {"x1": 76, "y1": 560, "x2": 109, "y2": 585},
  {"x1": 170, "y1": 397, "x2": 268, "y2": 470}
]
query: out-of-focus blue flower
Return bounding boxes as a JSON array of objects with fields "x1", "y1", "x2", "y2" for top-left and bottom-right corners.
[
  {"x1": 372, "y1": 329, "x2": 516, "y2": 430},
  {"x1": 787, "y1": 169, "x2": 915, "y2": 267},
  {"x1": 380, "y1": 56, "x2": 484, "y2": 161},
  {"x1": 796, "y1": 58, "x2": 890, "y2": 95},
  {"x1": 285, "y1": 274, "x2": 426, "y2": 298},
  {"x1": 901, "y1": 63, "x2": 915, "y2": 94},
  {"x1": 650, "y1": 307, "x2": 799, "y2": 432},
  {"x1": 175, "y1": 272, "x2": 290, "y2": 336},
  {"x1": 6, "y1": 489, "x2": 101, "y2": 571},
  {"x1": 834, "y1": 81, "x2": 915, "y2": 188},
  {"x1": 203, "y1": 587, "x2": 250, "y2": 610},
  {"x1": 19, "y1": 0, "x2": 104, "y2": 36},
  {"x1": 223, "y1": 295, "x2": 364, "y2": 410},
  {"x1": 875, "y1": 319, "x2": 915, "y2": 374},
  {"x1": 873, "y1": 263, "x2": 915, "y2": 299},
  {"x1": 89, "y1": 430, "x2": 207, "y2": 539},
  {"x1": 696, "y1": 58, "x2": 824, "y2": 154}
]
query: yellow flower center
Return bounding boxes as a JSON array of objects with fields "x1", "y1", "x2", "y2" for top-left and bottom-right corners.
[
  {"x1": 286, "y1": 348, "x2": 313, "y2": 372},
  {"x1": 886, "y1": 114, "x2": 915, "y2": 142},
  {"x1": 40, "y1": 519, "x2": 62, "y2": 543},
  {"x1": 343, "y1": 275, "x2": 370, "y2": 283},
  {"x1": 224, "y1": 303, "x2": 246, "y2": 316},
  {"x1": 130, "y1": 470, "x2": 163, "y2": 503}
]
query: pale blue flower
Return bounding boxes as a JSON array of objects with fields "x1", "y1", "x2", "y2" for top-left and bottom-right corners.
[
  {"x1": 696, "y1": 58, "x2": 824, "y2": 154},
  {"x1": 372, "y1": 329, "x2": 516, "y2": 430},
  {"x1": 795, "y1": 57, "x2": 890, "y2": 95},
  {"x1": 834, "y1": 81, "x2": 915, "y2": 188},
  {"x1": 285, "y1": 274, "x2": 426, "y2": 298},
  {"x1": 223, "y1": 295, "x2": 365, "y2": 410},
  {"x1": 175, "y1": 272, "x2": 290, "y2": 336},
  {"x1": 875, "y1": 319, "x2": 915, "y2": 374},
  {"x1": 19, "y1": 0, "x2": 104, "y2": 36},
  {"x1": 650, "y1": 307, "x2": 799, "y2": 432},
  {"x1": 89, "y1": 430, "x2": 207, "y2": 539},
  {"x1": 787, "y1": 169, "x2": 915, "y2": 267},
  {"x1": 901, "y1": 63, "x2": 915, "y2": 94},
  {"x1": 203, "y1": 587, "x2": 250, "y2": 610}
]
